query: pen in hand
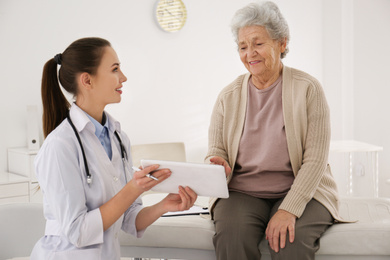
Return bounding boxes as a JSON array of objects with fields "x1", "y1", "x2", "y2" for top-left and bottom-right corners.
[{"x1": 132, "y1": 166, "x2": 159, "y2": 181}]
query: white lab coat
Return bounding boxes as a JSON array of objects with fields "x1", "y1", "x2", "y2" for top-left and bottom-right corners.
[{"x1": 31, "y1": 104, "x2": 144, "y2": 260}]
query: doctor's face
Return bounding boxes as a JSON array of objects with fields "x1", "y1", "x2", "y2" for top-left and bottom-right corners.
[{"x1": 90, "y1": 47, "x2": 127, "y2": 106}]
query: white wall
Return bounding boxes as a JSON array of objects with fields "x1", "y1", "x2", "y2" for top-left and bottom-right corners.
[
  {"x1": 0, "y1": 0, "x2": 389, "y2": 196},
  {"x1": 352, "y1": 0, "x2": 390, "y2": 197},
  {"x1": 0, "y1": 0, "x2": 323, "y2": 163},
  {"x1": 322, "y1": 0, "x2": 390, "y2": 197}
]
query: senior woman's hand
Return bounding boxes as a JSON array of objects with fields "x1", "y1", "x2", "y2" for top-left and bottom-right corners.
[
  {"x1": 265, "y1": 209, "x2": 297, "y2": 253},
  {"x1": 210, "y1": 156, "x2": 232, "y2": 178}
]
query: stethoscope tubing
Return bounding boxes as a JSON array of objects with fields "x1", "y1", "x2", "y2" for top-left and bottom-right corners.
[{"x1": 67, "y1": 114, "x2": 128, "y2": 185}]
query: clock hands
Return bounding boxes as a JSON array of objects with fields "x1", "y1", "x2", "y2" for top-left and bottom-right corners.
[
  {"x1": 164, "y1": 8, "x2": 184, "y2": 21},
  {"x1": 156, "y1": 0, "x2": 187, "y2": 32}
]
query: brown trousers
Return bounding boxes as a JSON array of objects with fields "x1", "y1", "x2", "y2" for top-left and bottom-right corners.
[{"x1": 213, "y1": 191, "x2": 333, "y2": 260}]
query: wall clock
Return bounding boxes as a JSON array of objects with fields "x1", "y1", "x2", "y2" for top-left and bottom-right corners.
[{"x1": 155, "y1": 0, "x2": 187, "y2": 33}]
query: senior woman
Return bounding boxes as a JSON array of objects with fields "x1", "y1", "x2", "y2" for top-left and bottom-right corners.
[{"x1": 206, "y1": 2, "x2": 342, "y2": 260}]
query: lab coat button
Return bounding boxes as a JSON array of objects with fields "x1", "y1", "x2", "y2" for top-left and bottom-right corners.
[{"x1": 113, "y1": 176, "x2": 118, "y2": 182}]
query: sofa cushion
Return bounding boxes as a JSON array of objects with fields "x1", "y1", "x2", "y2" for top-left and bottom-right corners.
[
  {"x1": 317, "y1": 198, "x2": 390, "y2": 255},
  {"x1": 119, "y1": 195, "x2": 390, "y2": 257},
  {"x1": 120, "y1": 215, "x2": 215, "y2": 250},
  {"x1": 0, "y1": 203, "x2": 45, "y2": 260}
]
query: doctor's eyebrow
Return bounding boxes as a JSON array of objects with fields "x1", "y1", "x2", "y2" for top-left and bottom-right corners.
[{"x1": 111, "y1": 62, "x2": 120, "y2": 67}]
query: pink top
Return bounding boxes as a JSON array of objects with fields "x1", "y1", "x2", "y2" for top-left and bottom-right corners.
[{"x1": 228, "y1": 75, "x2": 294, "y2": 198}]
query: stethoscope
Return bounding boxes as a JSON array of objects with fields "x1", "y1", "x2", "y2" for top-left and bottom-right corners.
[{"x1": 67, "y1": 114, "x2": 128, "y2": 185}]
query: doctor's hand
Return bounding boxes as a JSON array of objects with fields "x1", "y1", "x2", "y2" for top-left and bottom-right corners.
[
  {"x1": 134, "y1": 186, "x2": 197, "y2": 232},
  {"x1": 210, "y1": 156, "x2": 232, "y2": 178},
  {"x1": 160, "y1": 186, "x2": 197, "y2": 213},
  {"x1": 266, "y1": 209, "x2": 297, "y2": 253},
  {"x1": 130, "y1": 164, "x2": 171, "y2": 193}
]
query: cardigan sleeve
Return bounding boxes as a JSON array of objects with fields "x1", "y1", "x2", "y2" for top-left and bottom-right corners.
[
  {"x1": 205, "y1": 95, "x2": 229, "y2": 164},
  {"x1": 279, "y1": 78, "x2": 331, "y2": 218},
  {"x1": 205, "y1": 74, "x2": 248, "y2": 168}
]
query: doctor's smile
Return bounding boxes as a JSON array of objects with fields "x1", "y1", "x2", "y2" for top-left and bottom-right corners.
[{"x1": 115, "y1": 86, "x2": 123, "y2": 94}]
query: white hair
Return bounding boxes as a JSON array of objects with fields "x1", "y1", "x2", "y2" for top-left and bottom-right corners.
[{"x1": 231, "y1": 1, "x2": 290, "y2": 59}]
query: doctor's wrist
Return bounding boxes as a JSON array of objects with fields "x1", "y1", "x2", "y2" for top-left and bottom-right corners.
[{"x1": 125, "y1": 180, "x2": 145, "y2": 197}]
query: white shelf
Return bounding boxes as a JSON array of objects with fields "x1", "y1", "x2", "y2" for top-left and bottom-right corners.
[
  {"x1": 0, "y1": 172, "x2": 30, "y2": 184},
  {"x1": 329, "y1": 140, "x2": 383, "y2": 198},
  {"x1": 330, "y1": 140, "x2": 383, "y2": 152},
  {"x1": 0, "y1": 172, "x2": 30, "y2": 204},
  {"x1": 7, "y1": 148, "x2": 42, "y2": 203},
  {"x1": 8, "y1": 147, "x2": 38, "y2": 180}
]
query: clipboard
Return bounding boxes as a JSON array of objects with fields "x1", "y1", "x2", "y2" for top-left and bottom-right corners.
[
  {"x1": 140, "y1": 159, "x2": 229, "y2": 198},
  {"x1": 162, "y1": 205, "x2": 210, "y2": 217}
]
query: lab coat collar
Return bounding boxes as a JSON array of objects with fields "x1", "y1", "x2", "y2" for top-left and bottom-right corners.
[
  {"x1": 106, "y1": 111, "x2": 122, "y2": 135},
  {"x1": 69, "y1": 103, "x2": 122, "y2": 134}
]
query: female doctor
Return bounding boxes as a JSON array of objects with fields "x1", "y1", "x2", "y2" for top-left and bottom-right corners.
[{"x1": 31, "y1": 37, "x2": 197, "y2": 260}]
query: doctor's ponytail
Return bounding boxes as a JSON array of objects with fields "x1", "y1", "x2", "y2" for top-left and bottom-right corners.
[
  {"x1": 41, "y1": 37, "x2": 111, "y2": 138},
  {"x1": 41, "y1": 58, "x2": 70, "y2": 138}
]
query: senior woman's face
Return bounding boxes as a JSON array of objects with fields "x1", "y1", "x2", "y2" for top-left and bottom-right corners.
[{"x1": 238, "y1": 25, "x2": 286, "y2": 81}]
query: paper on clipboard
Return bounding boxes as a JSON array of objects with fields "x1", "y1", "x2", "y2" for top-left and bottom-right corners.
[{"x1": 140, "y1": 159, "x2": 229, "y2": 198}]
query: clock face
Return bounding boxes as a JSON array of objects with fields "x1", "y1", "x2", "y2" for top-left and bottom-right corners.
[{"x1": 155, "y1": 0, "x2": 187, "y2": 32}]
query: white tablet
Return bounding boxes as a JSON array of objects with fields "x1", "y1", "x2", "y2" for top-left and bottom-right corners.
[{"x1": 140, "y1": 159, "x2": 229, "y2": 198}]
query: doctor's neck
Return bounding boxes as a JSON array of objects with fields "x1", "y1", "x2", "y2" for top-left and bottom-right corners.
[{"x1": 76, "y1": 99, "x2": 106, "y2": 125}]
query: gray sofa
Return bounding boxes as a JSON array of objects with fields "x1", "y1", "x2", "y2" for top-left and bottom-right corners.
[
  {"x1": 1, "y1": 197, "x2": 390, "y2": 260},
  {"x1": 119, "y1": 196, "x2": 390, "y2": 260}
]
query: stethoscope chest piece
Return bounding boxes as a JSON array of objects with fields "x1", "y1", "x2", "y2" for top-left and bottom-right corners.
[
  {"x1": 67, "y1": 113, "x2": 128, "y2": 186},
  {"x1": 86, "y1": 175, "x2": 93, "y2": 184}
]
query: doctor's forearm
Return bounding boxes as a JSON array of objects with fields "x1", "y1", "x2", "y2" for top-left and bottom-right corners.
[
  {"x1": 99, "y1": 182, "x2": 143, "y2": 231},
  {"x1": 135, "y1": 204, "x2": 167, "y2": 231}
]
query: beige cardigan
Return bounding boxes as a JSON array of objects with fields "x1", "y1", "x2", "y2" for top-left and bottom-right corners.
[{"x1": 206, "y1": 66, "x2": 342, "y2": 221}]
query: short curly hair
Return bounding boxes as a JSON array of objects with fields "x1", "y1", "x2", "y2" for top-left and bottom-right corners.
[{"x1": 231, "y1": 1, "x2": 290, "y2": 59}]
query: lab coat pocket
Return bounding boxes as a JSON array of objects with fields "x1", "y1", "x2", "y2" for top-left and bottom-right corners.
[{"x1": 52, "y1": 247, "x2": 101, "y2": 260}]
